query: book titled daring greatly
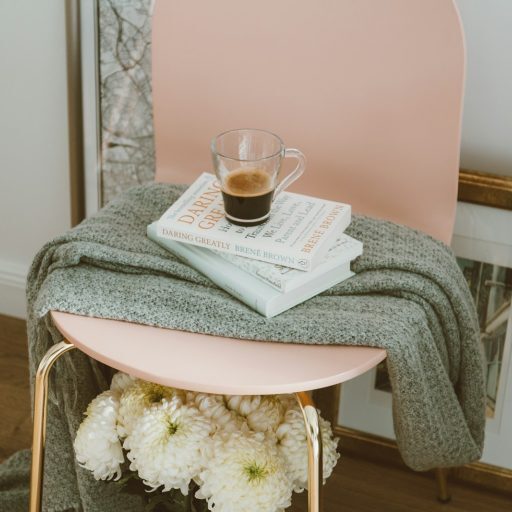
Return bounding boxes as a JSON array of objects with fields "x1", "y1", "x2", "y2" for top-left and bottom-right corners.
[{"x1": 156, "y1": 173, "x2": 351, "y2": 271}]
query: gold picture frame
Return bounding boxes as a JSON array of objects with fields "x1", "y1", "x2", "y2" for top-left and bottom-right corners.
[{"x1": 459, "y1": 169, "x2": 512, "y2": 211}]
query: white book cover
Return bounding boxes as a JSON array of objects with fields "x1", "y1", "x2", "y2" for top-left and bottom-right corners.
[
  {"x1": 156, "y1": 172, "x2": 351, "y2": 271},
  {"x1": 147, "y1": 223, "x2": 356, "y2": 318},
  {"x1": 213, "y1": 234, "x2": 362, "y2": 292}
]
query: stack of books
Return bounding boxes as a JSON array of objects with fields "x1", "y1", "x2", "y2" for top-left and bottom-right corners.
[{"x1": 147, "y1": 173, "x2": 362, "y2": 317}]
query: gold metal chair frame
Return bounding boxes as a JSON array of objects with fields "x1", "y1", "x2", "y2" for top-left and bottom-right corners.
[{"x1": 29, "y1": 340, "x2": 450, "y2": 511}]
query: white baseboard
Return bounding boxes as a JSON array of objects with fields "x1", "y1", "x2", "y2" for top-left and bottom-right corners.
[{"x1": 0, "y1": 260, "x2": 28, "y2": 318}]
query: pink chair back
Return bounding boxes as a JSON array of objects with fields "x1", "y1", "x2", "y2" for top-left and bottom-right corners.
[{"x1": 152, "y1": 0, "x2": 465, "y2": 244}]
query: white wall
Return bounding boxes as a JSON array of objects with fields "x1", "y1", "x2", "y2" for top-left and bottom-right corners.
[
  {"x1": 456, "y1": 0, "x2": 512, "y2": 177},
  {"x1": 0, "y1": 1, "x2": 71, "y2": 318}
]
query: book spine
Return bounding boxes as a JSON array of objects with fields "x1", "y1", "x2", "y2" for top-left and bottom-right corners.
[
  {"x1": 156, "y1": 223, "x2": 312, "y2": 271},
  {"x1": 215, "y1": 253, "x2": 286, "y2": 291},
  {"x1": 250, "y1": 271, "x2": 285, "y2": 292},
  {"x1": 233, "y1": 240, "x2": 313, "y2": 271},
  {"x1": 310, "y1": 209, "x2": 352, "y2": 268},
  {"x1": 157, "y1": 223, "x2": 232, "y2": 254}
]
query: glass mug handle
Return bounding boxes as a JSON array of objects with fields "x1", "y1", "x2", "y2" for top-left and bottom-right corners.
[{"x1": 274, "y1": 148, "x2": 306, "y2": 198}]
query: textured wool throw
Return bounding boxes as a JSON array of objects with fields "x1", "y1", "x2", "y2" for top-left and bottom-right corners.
[{"x1": 1, "y1": 183, "x2": 485, "y2": 511}]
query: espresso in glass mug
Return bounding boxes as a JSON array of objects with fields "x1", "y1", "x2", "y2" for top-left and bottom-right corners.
[{"x1": 211, "y1": 129, "x2": 306, "y2": 226}]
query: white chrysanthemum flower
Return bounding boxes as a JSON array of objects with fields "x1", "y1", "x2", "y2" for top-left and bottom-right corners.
[
  {"x1": 276, "y1": 408, "x2": 339, "y2": 492},
  {"x1": 246, "y1": 396, "x2": 285, "y2": 433},
  {"x1": 125, "y1": 396, "x2": 213, "y2": 494},
  {"x1": 110, "y1": 371, "x2": 137, "y2": 396},
  {"x1": 225, "y1": 395, "x2": 261, "y2": 416},
  {"x1": 196, "y1": 432, "x2": 292, "y2": 512},
  {"x1": 190, "y1": 393, "x2": 247, "y2": 433},
  {"x1": 276, "y1": 393, "x2": 298, "y2": 411},
  {"x1": 117, "y1": 380, "x2": 184, "y2": 438},
  {"x1": 185, "y1": 390, "x2": 198, "y2": 403},
  {"x1": 74, "y1": 390, "x2": 124, "y2": 481}
]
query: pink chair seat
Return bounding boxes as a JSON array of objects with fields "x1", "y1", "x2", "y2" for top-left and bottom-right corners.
[{"x1": 51, "y1": 311, "x2": 386, "y2": 395}]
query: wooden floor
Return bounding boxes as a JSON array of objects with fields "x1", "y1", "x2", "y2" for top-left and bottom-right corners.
[
  {"x1": 1, "y1": 314, "x2": 510, "y2": 511},
  {"x1": 0, "y1": 314, "x2": 32, "y2": 462}
]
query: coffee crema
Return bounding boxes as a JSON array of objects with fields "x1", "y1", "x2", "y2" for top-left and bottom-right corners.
[
  {"x1": 223, "y1": 168, "x2": 272, "y2": 196},
  {"x1": 222, "y1": 168, "x2": 274, "y2": 225}
]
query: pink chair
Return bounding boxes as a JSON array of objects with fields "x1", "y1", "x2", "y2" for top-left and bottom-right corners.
[{"x1": 30, "y1": 1, "x2": 465, "y2": 510}]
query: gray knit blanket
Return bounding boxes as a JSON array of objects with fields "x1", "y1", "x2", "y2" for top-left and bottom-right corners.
[{"x1": 3, "y1": 183, "x2": 485, "y2": 511}]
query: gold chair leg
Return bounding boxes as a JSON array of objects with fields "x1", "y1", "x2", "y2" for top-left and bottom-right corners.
[
  {"x1": 29, "y1": 340, "x2": 75, "y2": 512},
  {"x1": 435, "y1": 467, "x2": 451, "y2": 503},
  {"x1": 296, "y1": 392, "x2": 323, "y2": 512}
]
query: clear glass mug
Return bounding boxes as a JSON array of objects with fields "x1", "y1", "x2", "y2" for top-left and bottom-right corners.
[{"x1": 211, "y1": 128, "x2": 306, "y2": 226}]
